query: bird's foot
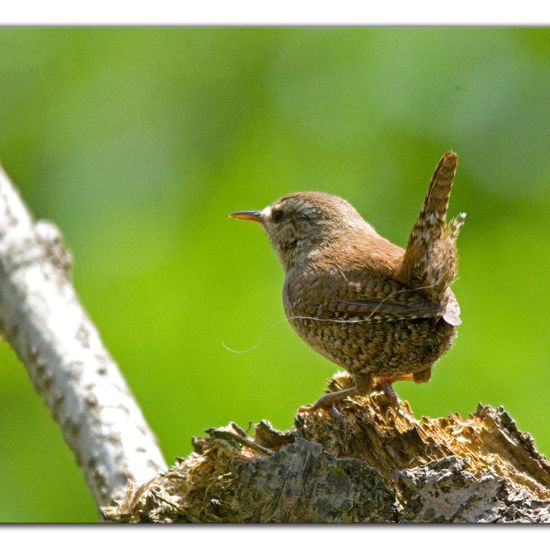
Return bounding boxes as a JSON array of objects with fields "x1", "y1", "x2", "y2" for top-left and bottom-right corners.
[
  {"x1": 374, "y1": 379, "x2": 401, "y2": 407},
  {"x1": 373, "y1": 374, "x2": 414, "y2": 407},
  {"x1": 373, "y1": 375, "x2": 419, "y2": 421},
  {"x1": 298, "y1": 387, "x2": 357, "y2": 418}
]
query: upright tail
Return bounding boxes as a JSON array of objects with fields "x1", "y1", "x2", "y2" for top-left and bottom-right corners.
[{"x1": 396, "y1": 151, "x2": 465, "y2": 304}]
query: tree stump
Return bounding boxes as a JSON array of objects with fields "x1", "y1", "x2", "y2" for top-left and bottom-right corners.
[{"x1": 102, "y1": 373, "x2": 550, "y2": 523}]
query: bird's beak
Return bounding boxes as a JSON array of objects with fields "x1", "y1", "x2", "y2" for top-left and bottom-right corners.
[{"x1": 230, "y1": 210, "x2": 264, "y2": 224}]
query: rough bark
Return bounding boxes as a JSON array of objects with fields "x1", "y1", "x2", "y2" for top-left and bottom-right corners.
[
  {"x1": 0, "y1": 166, "x2": 167, "y2": 510},
  {"x1": 103, "y1": 373, "x2": 550, "y2": 523}
]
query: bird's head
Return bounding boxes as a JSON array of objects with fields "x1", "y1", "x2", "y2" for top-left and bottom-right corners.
[{"x1": 231, "y1": 192, "x2": 370, "y2": 270}]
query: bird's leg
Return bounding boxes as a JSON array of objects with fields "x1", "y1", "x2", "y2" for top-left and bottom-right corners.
[
  {"x1": 373, "y1": 367, "x2": 433, "y2": 406},
  {"x1": 298, "y1": 386, "x2": 358, "y2": 417},
  {"x1": 305, "y1": 373, "x2": 373, "y2": 415},
  {"x1": 301, "y1": 369, "x2": 421, "y2": 416},
  {"x1": 373, "y1": 374, "x2": 414, "y2": 406},
  {"x1": 298, "y1": 372, "x2": 376, "y2": 417}
]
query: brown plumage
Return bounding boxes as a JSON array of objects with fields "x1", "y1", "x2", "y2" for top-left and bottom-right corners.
[{"x1": 231, "y1": 151, "x2": 465, "y2": 412}]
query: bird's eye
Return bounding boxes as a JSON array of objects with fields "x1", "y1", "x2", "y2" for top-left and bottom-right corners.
[{"x1": 271, "y1": 209, "x2": 285, "y2": 223}]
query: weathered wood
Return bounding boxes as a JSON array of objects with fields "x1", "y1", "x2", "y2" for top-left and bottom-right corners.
[{"x1": 103, "y1": 373, "x2": 550, "y2": 523}]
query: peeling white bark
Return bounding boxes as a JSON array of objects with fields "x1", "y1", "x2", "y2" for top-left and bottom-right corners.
[{"x1": 0, "y1": 166, "x2": 167, "y2": 511}]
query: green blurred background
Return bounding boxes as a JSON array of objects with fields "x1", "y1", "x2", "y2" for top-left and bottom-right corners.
[{"x1": 0, "y1": 27, "x2": 549, "y2": 522}]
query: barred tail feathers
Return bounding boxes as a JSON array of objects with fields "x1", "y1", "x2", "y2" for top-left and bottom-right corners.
[
  {"x1": 396, "y1": 151, "x2": 463, "y2": 303},
  {"x1": 409, "y1": 151, "x2": 458, "y2": 249}
]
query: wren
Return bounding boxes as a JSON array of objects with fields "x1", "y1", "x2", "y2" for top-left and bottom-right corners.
[{"x1": 231, "y1": 151, "x2": 465, "y2": 413}]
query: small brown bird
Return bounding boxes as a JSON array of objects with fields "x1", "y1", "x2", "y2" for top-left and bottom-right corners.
[{"x1": 231, "y1": 151, "x2": 465, "y2": 413}]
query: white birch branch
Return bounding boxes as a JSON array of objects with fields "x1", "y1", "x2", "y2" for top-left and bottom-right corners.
[{"x1": 0, "y1": 166, "x2": 167, "y2": 511}]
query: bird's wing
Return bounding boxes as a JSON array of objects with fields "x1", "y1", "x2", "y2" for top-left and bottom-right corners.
[
  {"x1": 329, "y1": 297, "x2": 440, "y2": 321},
  {"x1": 328, "y1": 290, "x2": 461, "y2": 325},
  {"x1": 326, "y1": 280, "x2": 444, "y2": 322},
  {"x1": 292, "y1": 272, "x2": 451, "y2": 323}
]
